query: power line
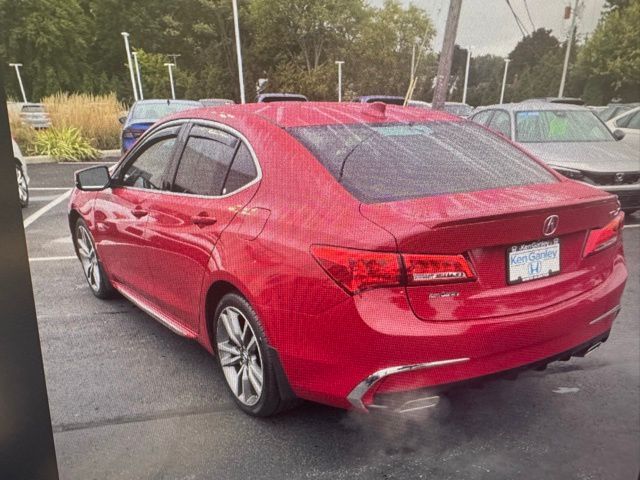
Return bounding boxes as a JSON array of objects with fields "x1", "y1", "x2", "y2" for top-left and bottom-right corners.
[
  {"x1": 505, "y1": 0, "x2": 529, "y2": 37},
  {"x1": 523, "y1": 0, "x2": 536, "y2": 30}
]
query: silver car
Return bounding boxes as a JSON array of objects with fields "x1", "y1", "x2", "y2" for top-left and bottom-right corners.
[
  {"x1": 12, "y1": 139, "x2": 30, "y2": 208},
  {"x1": 470, "y1": 102, "x2": 640, "y2": 213}
]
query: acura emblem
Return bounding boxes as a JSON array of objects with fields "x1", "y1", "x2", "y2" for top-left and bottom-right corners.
[
  {"x1": 615, "y1": 172, "x2": 625, "y2": 183},
  {"x1": 543, "y1": 215, "x2": 559, "y2": 236}
]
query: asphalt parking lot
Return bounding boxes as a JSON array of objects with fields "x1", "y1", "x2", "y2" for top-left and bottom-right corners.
[{"x1": 23, "y1": 162, "x2": 639, "y2": 480}]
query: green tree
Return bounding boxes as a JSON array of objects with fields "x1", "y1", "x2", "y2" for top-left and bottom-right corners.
[
  {"x1": 0, "y1": 0, "x2": 93, "y2": 100},
  {"x1": 576, "y1": 0, "x2": 640, "y2": 103}
]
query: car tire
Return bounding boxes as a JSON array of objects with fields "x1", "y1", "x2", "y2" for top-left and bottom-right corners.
[
  {"x1": 214, "y1": 292, "x2": 297, "y2": 417},
  {"x1": 74, "y1": 219, "x2": 115, "y2": 299},
  {"x1": 15, "y1": 162, "x2": 29, "y2": 208}
]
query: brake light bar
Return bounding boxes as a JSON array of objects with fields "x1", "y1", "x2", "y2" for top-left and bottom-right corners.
[
  {"x1": 310, "y1": 246, "x2": 475, "y2": 294},
  {"x1": 583, "y1": 212, "x2": 624, "y2": 257}
]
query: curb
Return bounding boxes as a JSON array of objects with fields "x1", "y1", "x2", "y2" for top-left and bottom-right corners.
[{"x1": 25, "y1": 149, "x2": 121, "y2": 165}]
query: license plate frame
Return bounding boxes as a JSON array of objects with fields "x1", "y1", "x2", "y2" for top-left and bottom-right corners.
[{"x1": 507, "y1": 238, "x2": 561, "y2": 285}]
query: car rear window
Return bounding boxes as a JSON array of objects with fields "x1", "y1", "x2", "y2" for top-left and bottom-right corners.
[{"x1": 288, "y1": 121, "x2": 556, "y2": 204}]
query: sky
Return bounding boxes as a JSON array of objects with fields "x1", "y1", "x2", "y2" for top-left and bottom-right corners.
[{"x1": 368, "y1": 0, "x2": 607, "y2": 56}]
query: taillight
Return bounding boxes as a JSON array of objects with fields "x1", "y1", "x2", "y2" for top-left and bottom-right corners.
[
  {"x1": 310, "y1": 246, "x2": 401, "y2": 294},
  {"x1": 404, "y1": 254, "x2": 476, "y2": 284},
  {"x1": 311, "y1": 246, "x2": 476, "y2": 294},
  {"x1": 583, "y1": 212, "x2": 624, "y2": 257}
]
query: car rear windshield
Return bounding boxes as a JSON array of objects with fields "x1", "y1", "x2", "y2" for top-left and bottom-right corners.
[
  {"x1": 515, "y1": 110, "x2": 613, "y2": 143},
  {"x1": 288, "y1": 121, "x2": 556, "y2": 204},
  {"x1": 131, "y1": 101, "x2": 201, "y2": 121}
]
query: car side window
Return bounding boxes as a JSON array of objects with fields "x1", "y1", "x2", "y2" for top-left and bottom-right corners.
[
  {"x1": 223, "y1": 143, "x2": 258, "y2": 194},
  {"x1": 472, "y1": 111, "x2": 492, "y2": 126},
  {"x1": 172, "y1": 131, "x2": 237, "y2": 196},
  {"x1": 118, "y1": 136, "x2": 177, "y2": 190},
  {"x1": 616, "y1": 111, "x2": 640, "y2": 130},
  {"x1": 489, "y1": 111, "x2": 511, "y2": 138}
]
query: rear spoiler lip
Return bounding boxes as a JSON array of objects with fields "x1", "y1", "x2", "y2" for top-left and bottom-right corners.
[{"x1": 430, "y1": 194, "x2": 617, "y2": 230}]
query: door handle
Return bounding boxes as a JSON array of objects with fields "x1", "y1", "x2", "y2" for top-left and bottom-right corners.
[
  {"x1": 192, "y1": 214, "x2": 217, "y2": 227},
  {"x1": 131, "y1": 208, "x2": 148, "y2": 218}
]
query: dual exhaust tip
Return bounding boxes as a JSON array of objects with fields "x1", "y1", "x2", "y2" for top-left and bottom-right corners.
[{"x1": 365, "y1": 338, "x2": 606, "y2": 414}]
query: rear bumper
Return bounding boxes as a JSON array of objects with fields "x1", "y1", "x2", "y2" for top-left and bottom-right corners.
[{"x1": 274, "y1": 254, "x2": 627, "y2": 410}]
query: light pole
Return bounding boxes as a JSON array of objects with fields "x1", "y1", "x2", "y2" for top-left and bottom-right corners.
[
  {"x1": 8, "y1": 63, "x2": 27, "y2": 103},
  {"x1": 132, "y1": 51, "x2": 143, "y2": 100},
  {"x1": 164, "y1": 63, "x2": 176, "y2": 100},
  {"x1": 558, "y1": 0, "x2": 579, "y2": 98},
  {"x1": 462, "y1": 46, "x2": 473, "y2": 105},
  {"x1": 335, "y1": 61, "x2": 344, "y2": 102},
  {"x1": 231, "y1": 0, "x2": 246, "y2": 103},
  {"x1": 121, "y1": 32, "x2": 139, "y2": 102},
  {"x1": 500, "y1": 58, "x2": 511, "y2": 104}
]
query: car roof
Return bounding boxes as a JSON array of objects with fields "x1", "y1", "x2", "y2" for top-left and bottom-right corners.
[
  {"x1": 132, "y1": 99, "x2": 202, "y2": 106},
  {"x1": 474, "y1": 102, "x2": 591, "y2": 113},
  {"x1": 164, "y1": 101, "x2": 461, "y2": 129}
]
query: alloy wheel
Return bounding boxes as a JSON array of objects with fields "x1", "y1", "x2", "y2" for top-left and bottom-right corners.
[
  {"x1": 217, "y1": 306, "x2": 264, "y2": 406},
  {"x1": 76, "y1": 225, "x2": 101, "y2": 292}
]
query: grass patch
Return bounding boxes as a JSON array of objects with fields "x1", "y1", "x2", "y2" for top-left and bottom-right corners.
[{"x1": 42, "y1": 92, "x2": 124, "y2": 150}]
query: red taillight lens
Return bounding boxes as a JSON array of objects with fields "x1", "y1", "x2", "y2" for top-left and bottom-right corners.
[
  {"x1": 583, "y1": 212, "x2": 624, "y2": 257},
  {"x1": 310, "y1": 246, "x2": 402, "y2": 294},
  {"x1": 311, "y1": 246, "x2": 476, "y2": 294},
  {"x1": 404, "y1": 254, "x2": 476, "y2": 284}
]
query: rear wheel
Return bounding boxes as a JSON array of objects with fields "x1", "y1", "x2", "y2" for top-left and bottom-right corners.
[
  {"x1": 15, "y1": 163, "x2": 29, "y2": 208},
  {"x1": 74, "y1": 219, "x2": 115, "y2": 299},
  {"x1": 214, "y1": 293, "x2": 296, "y2": 416}
]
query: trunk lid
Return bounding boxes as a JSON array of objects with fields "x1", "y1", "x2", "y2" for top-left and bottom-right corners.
[{"x1": 360, "y1": 181, "x2": 620, "y2": 321}]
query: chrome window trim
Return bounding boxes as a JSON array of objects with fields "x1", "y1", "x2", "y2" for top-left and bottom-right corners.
[
  {"x1": 111, "y1": 118, "x2": 263, "y2": 200},
  {"x1": 346, "y1": 357, "x2": 471, "y2": 412}
]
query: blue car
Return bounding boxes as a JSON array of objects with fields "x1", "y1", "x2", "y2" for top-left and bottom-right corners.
[{"x1": 119, "y1": 99, "x2": 202, "y2": 153}]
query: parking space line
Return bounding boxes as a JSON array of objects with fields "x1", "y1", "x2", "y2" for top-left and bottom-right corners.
[
  {"x1": 29, "y1": 256, "x2": 77, "y2": 262},
  {"x1": 23, "y1": 189, "x2": 71, "y2": 229},
  {"x1": 30, "y1": 187, "x2": 71, "y2": 191},
  {"x1": 624, "y1": 224, "x2": 640, "y2": 229}
]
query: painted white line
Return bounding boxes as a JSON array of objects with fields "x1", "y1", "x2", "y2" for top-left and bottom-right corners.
[
  {"x1": 29, "y1": 256, "x2": 77, "y2": 262},
  {"x1": 30, "y1": 187, "x2": 71, "y2": 191},
  {"x1": 31, "y1": 195, "x2": 66, "y2": 202},
  {"x1": 623, "y1": 224, "x2": 640, "y2": 229},
  {"x1": 23, "y1": 189, "x2": 71, "y2": 229}
]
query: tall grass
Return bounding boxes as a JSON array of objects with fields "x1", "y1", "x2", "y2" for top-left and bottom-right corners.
[{"x1": 42, "y1": 93, "x2": 125, "y2": 150}]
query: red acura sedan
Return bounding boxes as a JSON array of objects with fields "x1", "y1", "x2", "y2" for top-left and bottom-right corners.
[{"x1": 69, "y1": 102, "x2": 627, "y2": 416}]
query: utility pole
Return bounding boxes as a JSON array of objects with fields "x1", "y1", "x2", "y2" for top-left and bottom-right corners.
[
  {"x1": 164, "y1": 63, "x2": 176, "y2": 99},
  {"x1": 462, "y1": 46, "x2": 473, "y2": 104},
  {"x1": 432, "y1": 0, "x2": 463, "y2": 110},
  {"x1": 231, "y1": 0, "x2": 246, "y2": 104},
  {"x1": 558, "y1": 0, "x2": 579, "y2": 98},
  {"x1": 500, "y1": 58, "x2": 511, "y2": 104},
  {"x1": 121, "y1": 32, "x2": 139, "y2": 102},
  {"x1": 8, "y1": 63, "x2": 27, "y2": 103},
  {"x1": 335, "y1": 61, "x2": 344, "y2": 102},
  {"x1": 132, "y1": 51, "x2": 144, "y2": 100}
]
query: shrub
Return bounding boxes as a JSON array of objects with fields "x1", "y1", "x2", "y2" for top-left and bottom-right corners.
[
  {"x1": 33, "y1": 127, "x2": 99, "y2": 161},
  {"x1": 42, "y1": 92, "x2": 125, "y2": 150}
]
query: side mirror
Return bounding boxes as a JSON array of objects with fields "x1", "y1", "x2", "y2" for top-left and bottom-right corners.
[
  {"x1": 118, "y1": 115, "x2": 127, "y2": 125},
  {"x1": 612, "y1": 129, "x2": 625, "y2": 141},
  {"x1": 75, "y1": 165, "x2": 110, "y2": 191}
]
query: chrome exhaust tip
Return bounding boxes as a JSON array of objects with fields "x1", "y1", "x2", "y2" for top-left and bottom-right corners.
[{"x1": 584, "y1": 341, "x2": 603, "y2": 356}]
